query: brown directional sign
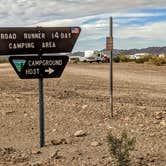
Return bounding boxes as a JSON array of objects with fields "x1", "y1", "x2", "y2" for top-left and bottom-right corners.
[
  {"x1": 0, "y1": 27, "x2": 81, "y2": 55},
  {"x1": 106, "y1": 37, "x2": 113, "y2": 51},
  {"x1": 9, "y1": 55, "x2": 69, "y2": 79}
]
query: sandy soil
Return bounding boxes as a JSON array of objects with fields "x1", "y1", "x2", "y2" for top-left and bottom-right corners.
[{"x1": 0, "y1": 62, "x2": 166, "y2": 166}]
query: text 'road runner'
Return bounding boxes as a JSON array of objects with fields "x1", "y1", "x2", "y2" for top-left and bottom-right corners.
[
  {"x1": 0, "y1": 32, "x2": 71, "y2": 40},
  {"x1": 0, "y1": 27, "x2": 81, "y2": 55}
]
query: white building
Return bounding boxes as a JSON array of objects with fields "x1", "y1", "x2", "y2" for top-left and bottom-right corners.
[
  {"x1": 158, "y1": 53, "x2": 166, "y2": 58},
  {"x1": 128, "y1": 53, "x2": 149, "y2": 59}
]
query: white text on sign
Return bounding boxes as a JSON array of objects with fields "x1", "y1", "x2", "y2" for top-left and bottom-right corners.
[
  {"x1": 0, "y1": 32, "x2": 72, "y2": 40},
  {"x1": 28, "y1": 60, "x2": 63, "y2": 66}
]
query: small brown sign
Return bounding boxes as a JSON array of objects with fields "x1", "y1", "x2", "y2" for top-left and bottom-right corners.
[{"x1": 106, "y1": 37, "x2": 113, "y2": 51}]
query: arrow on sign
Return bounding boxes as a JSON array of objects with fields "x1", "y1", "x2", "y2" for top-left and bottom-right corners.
[{"x1": 45, "y1": 68, "x2": 54, "y2": 74}]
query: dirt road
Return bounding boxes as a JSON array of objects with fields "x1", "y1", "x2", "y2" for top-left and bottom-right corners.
[{"x1": 0, "y1": 62, "x2": 166, "y2": 165}]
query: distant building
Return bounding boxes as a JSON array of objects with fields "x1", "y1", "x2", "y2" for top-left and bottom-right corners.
[
  {"x1": 128, "y1": 53, "x2": 149, "y2": 59},
  {"x1": 158, "y1": 53, "x2": 166, "y2": 58}
]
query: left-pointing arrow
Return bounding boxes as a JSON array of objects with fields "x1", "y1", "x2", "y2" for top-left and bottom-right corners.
[{"x1": 45, "y1": 67, "x2": 54, "y2": 74}]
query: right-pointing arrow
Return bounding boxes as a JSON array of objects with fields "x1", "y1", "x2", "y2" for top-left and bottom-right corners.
[{"x1": 45, "y1": 67, "x2": 54, "y2": 74}]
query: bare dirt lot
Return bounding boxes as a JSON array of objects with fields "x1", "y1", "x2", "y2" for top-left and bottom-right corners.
[{"x1": 0, "y1": 62, "x2": 166, "y2": 166}]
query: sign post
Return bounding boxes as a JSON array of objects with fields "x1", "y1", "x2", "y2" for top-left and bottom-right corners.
[
  {"x1": 38, "y1": 52, "x2": 45, "y2": 148},
  {"x1": 39, "y1": 78, "x2": 44, "y2": 147},
  {"x1": 6, "y1": 26, "x2": 81, "y2": 147},
  {"x1": 110, "y1": 18, "x2": 113, "y2": 117},
  {"x1": 106, "y1": 17, "x2": 113, "y2": 117},
  {"x1": 110, "y1": 17, "x2": 113, "y2": 117},
  {"x1": 39, "y1": 69, "x2": 45, "y2": 147}
]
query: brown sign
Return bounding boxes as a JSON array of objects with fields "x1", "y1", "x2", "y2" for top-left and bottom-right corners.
[
  {"x1": 0, "y1": 27, "x2": 81, "y2": 55},
  {"x1": 106, "y1": 37, "x2": 113, "y2": 51}
]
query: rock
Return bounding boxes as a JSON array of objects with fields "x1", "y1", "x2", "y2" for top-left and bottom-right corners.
[
  {"x1": 154, "y1": 112, "x2": 163, "y2": 120},
  {"x1": 60, "y1": 138, "x2": 68, "y2": 144},
  {"x1": 0, "y1": 124, "x2": 5, "y2": 128},
  {"x1": 51, "y1": 150, "x2": 61, "y2": 159},
  {"x1": 149, "y1": 133, "x2": 155, "y2": 137},
  {"x1": 31, "y1": 148, "x2": 41, "y2": 155},
  {"x1": 3, "y1": 147, "x2": 16, "y2": 154},
  {"x1": 91, "y1": 141, "x2": 101, "y2": 147},
  {"x1": 123, "y1": 117, "x2": 129, "y2": 122},
  {"x1": 160, "y1": 120, "x2": 166, "y2": 126},
  {"x1": 51, "y1": 138, "x2": 67, "y2": 145},
  {"x1": 21, "y1": 153, "x2": 29, "y2": 159},
  {"x1": 52, "y1": 129, "x2": 56, "y2": 132},
  {"x1": 106, "y1": 125, "x2": 114, "y2": 130},
  {"x1": 98, "y1": 123, "x2": 103, "y2": 127},
  {"x1": 66, "y1": 138, "x2": 73, "y2": 144},
  {"x1": 5, "y1": 110, "x2": 15, "y2": 115},
  {"x1": 142, "y1": 106, "x2": 146, "y2": 110},
  {"x1": 82, "y1": 105, "x2": 88, "y2": 109},
  {"x1": 153, "y1": 120, "x2": 160, "y2": 124},
  {"x1": 51, "y1": 139, "x2": 62, "y2": 146},
  {"x1": 139, "y1": 124, "x2": 144, "y2": 127},
  {"x1": 74, "y1": 130, "x2": 87, "y2": 137},
  {"x1": 29, "y1": 162, "x2": 42, "y2": 166},
  {"x1": 16, "y1": 98, "x2": 20, "y2": 102},
  {"x1": 24, "y1": 113, "x2": 28, "y2": 117}
]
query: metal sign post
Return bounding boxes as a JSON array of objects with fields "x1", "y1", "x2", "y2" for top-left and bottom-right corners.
[
  {"x1": 110, "y1": 17, "x2": 113, "y2": 117},
  {"x1": 107, "y1": 17, "x2": 113, "y2": 117},
  {"x1": 38, "y1": 53, "x2": 45, "y2": 148},
  {"x1": 39, "y1": 73, "x2": 45, "y2": 147}
]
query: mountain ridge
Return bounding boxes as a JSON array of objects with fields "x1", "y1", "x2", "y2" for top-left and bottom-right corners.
[{"x1": 112, "y1": 46, "x2": 166, "y2": 55}]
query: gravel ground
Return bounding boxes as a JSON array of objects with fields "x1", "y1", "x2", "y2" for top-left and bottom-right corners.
[{"x1": 0, "y1": 62, "x2": 166, "y2": 166}]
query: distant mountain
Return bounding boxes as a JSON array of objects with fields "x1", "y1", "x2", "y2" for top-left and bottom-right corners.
[
  {"x1": 72, "y1": 51, "x2": 84, "y2": 57},
  {"x1": 113, "y1": 46, "x2": 166, "y2": 55},
  {"x1": 72, "y1": 46, "x2": 166, "y2": 57}
]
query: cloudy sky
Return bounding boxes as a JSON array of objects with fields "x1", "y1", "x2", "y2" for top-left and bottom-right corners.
[{"x1": 0, "y1": 0, "x2": 166, "y2": 51}]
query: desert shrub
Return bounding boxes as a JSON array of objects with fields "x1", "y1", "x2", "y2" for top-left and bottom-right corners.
[
  {"x1": 135, "y1": 58, "x2": 145, "y2": 63},
  {"x1": 113, "y1": 56, "x2": 120, "y2": 63},
  {"x1": 135, "y1": 55, "x2": 153, "y2": 64},
  {"x1": 107, "y1": 130, "x2": 136, "y2": 166},
  {"x1": 119, "y1": 55, "x2": 130, "y2": 62},
  {"x1": 69, "y1": 57, "x2": 80, "y2": 64},
  {"x1": 141, "y1": 55, "x2": 153, "y2": 62},
  {"x1": 149, "y1": 56, "x2": 166, "y2": 66},
  {"x1": 113, "y1": 55, "x2": 130, "y2": 63}
]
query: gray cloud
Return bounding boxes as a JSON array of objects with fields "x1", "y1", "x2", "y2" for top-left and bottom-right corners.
[
  {"x1": 0, "y1": 0, "x2": 165, "y2": 50},
  {"x1": 0, "y1": 0, "x2": 165, "y2": 26}
]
